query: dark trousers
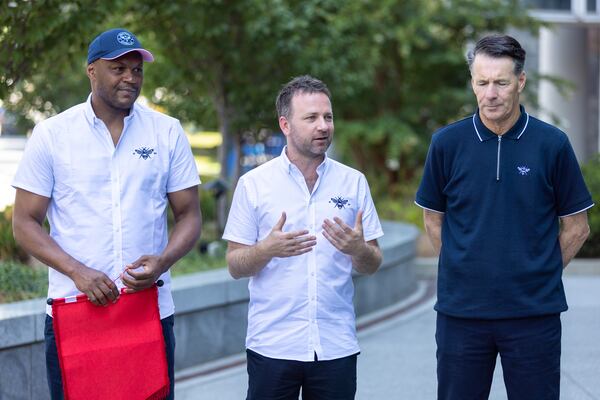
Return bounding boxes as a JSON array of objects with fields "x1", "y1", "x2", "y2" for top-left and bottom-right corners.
[
  {"x1": 436, "y1": 312, "x2": 561, "y2": 400},
  {"x1": 45, "y1": 314, "x2": 176, "y2": 400},
  {"x1": 246, "y1": 349, "x2": 358, "y2": 400}
]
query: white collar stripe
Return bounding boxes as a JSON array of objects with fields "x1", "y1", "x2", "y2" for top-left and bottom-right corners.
[
  {"x1": 472, "y1": 114, "x2": 483, "y2": 142},
  {"x1": 517, "y1": 113, "x2": 529, "y2": 139},
  {"x1": 473, "y1": 112, "x2": 529, "y2": 141}
]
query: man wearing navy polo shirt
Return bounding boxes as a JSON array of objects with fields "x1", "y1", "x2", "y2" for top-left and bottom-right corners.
[{"x1": 416, "y1": 34, "x2": 593, "y2": 399}]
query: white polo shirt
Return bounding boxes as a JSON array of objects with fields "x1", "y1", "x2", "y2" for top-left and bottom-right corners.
[
  {"x1": 223, "y1": 149, "x2": 383, "y2": 361},
  {"x1": 12, "y1": 95, "x2": 200, "y2": 318}
]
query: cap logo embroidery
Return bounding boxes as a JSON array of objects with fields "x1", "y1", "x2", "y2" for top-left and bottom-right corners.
[
  {"x1": 133, "y1": 147, "x2": 156, "y2": 160},
  {"x1": 330, "y1": 196, "x2": 350, "y2": 209},
  {"x1": 117, "y1": 32, "x2": 135, "y2": 46},
  {"x1": 517, "y1": 166, "x2": 530, "y2": 176}
]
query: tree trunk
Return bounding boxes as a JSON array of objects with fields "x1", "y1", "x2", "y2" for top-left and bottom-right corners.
[{"x1": 213, "y1": 74, "x2": 238, "y2": 236}]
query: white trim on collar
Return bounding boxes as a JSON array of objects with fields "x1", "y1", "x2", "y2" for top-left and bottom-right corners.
[
  {"x1": 472, "y1": 112, "x2": 530, "y2": 141},
  {"x1": 472, "y1": 114, "x2": 483, "y2": 142},
  {"x1": 516, "y1": 113, "x2": 529, "y2": 139}
]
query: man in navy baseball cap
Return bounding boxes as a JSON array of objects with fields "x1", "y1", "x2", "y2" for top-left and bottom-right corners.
[
  {"x1": 87, "y1": 28, "x2": 154, "y2": 64},
  {"x1": 13, "y1": 25, "x2": 201, "y2": 400}
]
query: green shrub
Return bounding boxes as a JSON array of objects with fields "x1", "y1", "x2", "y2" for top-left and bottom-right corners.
[
  {"x1": 0, "y1": 206, "x2": 29, "y2": 263},
  {"x1": 370, "y1": 170, "x2": 424, "y2": 231},
  {"x1": 0, "y1": 260, "x2": 48, "y2": 302},
  {"x1": 171, "y1": 248, "x2": 226, "y2": 277},
  {"x1": 579, "y1": 155, "x2": 600, "y2": 258}
]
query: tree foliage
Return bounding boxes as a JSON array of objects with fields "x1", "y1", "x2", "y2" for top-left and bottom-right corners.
[
  {"x1": 0, "y1": 0, "x2": 120, "y2": 131},
  {"x1": 1, "y1": 0, "x2": 539, "y2": 192},
  {"x1": 329, "y1": 0, "x2": 538, "y2": 190}
]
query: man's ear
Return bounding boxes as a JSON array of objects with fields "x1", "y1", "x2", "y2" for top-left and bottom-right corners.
[
  {"x1": 518, "y1": 71, "x2": 526, "y2": 93},
  {"x1": 279, "y1": 116, "x2": 290, "y2": 138},
  {"x1": 86, "y1": 63, "x2": 95, "y2": 81}
]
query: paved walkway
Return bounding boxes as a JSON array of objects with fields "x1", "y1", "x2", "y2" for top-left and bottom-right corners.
[{"x1": 175, "y1": 270, "x2": 600, "y2": 399}]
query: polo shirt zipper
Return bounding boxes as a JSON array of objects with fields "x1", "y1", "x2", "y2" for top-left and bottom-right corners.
[{"x1": 496, "y1": 135, "x2": 502, "y2": 181}]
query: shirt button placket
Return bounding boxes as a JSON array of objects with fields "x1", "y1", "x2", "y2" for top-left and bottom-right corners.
[
  {"x1": 111, "y1": 155, "x2": 123, "y2": 278},
  {"x1": 307, "y1": 196, "x2": 322, "y2": 359}
]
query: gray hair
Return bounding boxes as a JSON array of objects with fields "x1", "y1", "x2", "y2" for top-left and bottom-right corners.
[
  {"x1": 466, "y1": 34, "x2": 526, "y2": 75},
  {"x1": 276, "y1": 75, "x2": 331, "y2": 119}
]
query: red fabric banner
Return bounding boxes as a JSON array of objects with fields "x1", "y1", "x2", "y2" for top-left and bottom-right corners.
[{"x1": 51, "y1": 285, "x2": 169, "y2": 400}]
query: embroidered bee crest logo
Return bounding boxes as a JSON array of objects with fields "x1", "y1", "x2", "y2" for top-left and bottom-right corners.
[
  {"x1": 133, "y1": 147, "x2": 156, "y2": 160},
  {"x1": 517, "y1": 166, "x2": 530, "y2": 176},
  {"x1": 329, "y1": 196, "x2": 350, "y2": 210}
]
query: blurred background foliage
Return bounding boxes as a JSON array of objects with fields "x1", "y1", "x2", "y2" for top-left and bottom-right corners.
[{"x1": 579, "y1": 155, "x2": 600, "y2": 258}]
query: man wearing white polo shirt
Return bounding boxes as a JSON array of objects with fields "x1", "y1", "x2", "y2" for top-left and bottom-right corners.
[
  {"x1": 12, "y1": 28, "x2": 201, "y2": 399},
  {"x1": 223, "y1": 75, "x2": 383, "y2": 399}
]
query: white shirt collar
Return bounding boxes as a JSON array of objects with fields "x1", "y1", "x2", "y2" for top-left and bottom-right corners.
[
  {"x1": 279, "y1": 145, "x2": 329, "y2": 176},
  {"x1": 83, "y1": 93, "x2": 138, "y2": 127}
]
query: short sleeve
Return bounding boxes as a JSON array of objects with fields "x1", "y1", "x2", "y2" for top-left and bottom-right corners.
[
  {"x1": 358, "y1": 174, "x2": 384, "y2": 241},
  {"x1": 415, "y1": 135, "x2": 446, "y2": 213},
  {"x1": 166, "y1": 121, "x2": 201, "y2": 193},
  {"x1": 222, "y1": 177, "x2": 259, "y2": 245},
  {"x1": 11, "y1": 123, "x2": 54, "y2": 198},
  {"x1": 553, "y1": 137, "x2": 594, "y2": 216}
]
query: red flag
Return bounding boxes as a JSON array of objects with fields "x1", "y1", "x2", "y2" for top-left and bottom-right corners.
[{"x1": 51, "y1": 285, "x2": 169, "y2": 400}]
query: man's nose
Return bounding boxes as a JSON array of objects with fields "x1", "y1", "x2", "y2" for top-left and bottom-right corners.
[
  {"x1": 122, "y1": 69, "x2": 135, "y2": 82},
  {"x1": 485, "y1": 84, "x2": 498, "y2": 98},
  {"x1": 317, "y1": 116, "x2": 329, "y2": 130}
]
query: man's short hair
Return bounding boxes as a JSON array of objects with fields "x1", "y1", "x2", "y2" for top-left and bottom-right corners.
[
  {"x1": 276, "y1": 75, "x2": 331, "y2": 119},
  {"x1": 466, "y1": 34, "x2": 526, "y2": 75}
]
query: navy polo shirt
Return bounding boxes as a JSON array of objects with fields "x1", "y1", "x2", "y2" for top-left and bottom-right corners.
[{"x1": 416, "y1": 106, "x2": 594, "y2": 319}]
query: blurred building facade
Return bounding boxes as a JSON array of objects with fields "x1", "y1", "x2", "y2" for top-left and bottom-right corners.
[{"x1": 523, "y1": 0, "x2": 600, "y2": 162}]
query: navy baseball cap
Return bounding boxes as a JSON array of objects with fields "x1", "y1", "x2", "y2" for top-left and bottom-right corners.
[{"x1": 87, "y1": 28, "x2": 154, "y2": 65}]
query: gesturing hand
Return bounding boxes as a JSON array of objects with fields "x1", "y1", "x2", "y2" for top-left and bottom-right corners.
[
  {"x1": 322, "y1": 210, "x2": 366, "y2": 256},
  {"x1": 259, "y1": 212, "x2": 317, "y2": 258}
]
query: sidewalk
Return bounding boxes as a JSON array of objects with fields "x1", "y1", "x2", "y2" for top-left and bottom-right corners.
[{"x1": 175, "y1": 264, "x2": 600, "y2": 399}]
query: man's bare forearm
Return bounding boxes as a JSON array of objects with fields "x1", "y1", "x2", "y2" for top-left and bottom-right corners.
[
  {"x1": 423, "y1": 209, "x2": 444, "y2": 256},
  {"x1": 352, "y1": 241, "x2": 382, "y2": 274},
  {"x1": 158, "y1": 209, "x2": 202, "y2": 273},
  {"x1": 227, "y1": 241, "x2": 273, "y2": 279},
  {"x1": 13, "y1": 206, "x2": 85, "y2": 278},
  {"x1": 559, "y1": 212, "x2": 590, "y2": 268}
]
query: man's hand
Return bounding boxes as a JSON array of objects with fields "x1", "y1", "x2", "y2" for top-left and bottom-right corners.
[
  {"x1": 226, "y1": 212, "x2": 317, "y2": 279},
  {"x1": 71, "y1": 265, "x2": 120, "y2": 306},
  {"x1": 258, "y1": 212, "x2": 317, "y2": 258},
  {"x1": 322, "y1": 210, "x2": 382, "y2": 274},
  {"x1": 322, "y1": 210, "x2": 365, "y2": 256},
  {"x1": 120, "y1": 255, "x2": 165, "y2": 293}
]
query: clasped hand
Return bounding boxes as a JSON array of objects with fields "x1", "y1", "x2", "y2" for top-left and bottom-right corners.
[{"x1": 120, "y1": 255, "x2": 165, "y2": 294}]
